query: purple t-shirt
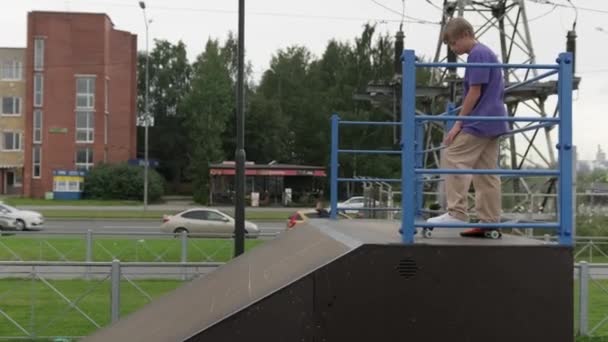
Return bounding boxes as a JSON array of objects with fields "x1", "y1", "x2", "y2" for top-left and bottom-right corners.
[{"x1": 462, "y1": 43, "x2": 509, "y2": 137}]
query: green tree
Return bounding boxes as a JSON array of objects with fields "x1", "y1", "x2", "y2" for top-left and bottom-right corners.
[
  {"x1": 182, "y1": 39, "x2": 234, "y2": 203},
  {"x1": 137, "y1": 40, "x2": 192, "y2": 191}
]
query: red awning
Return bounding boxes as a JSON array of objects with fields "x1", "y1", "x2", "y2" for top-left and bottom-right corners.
[{"x1": 210, "y1": 169, "x2": 326, "y2": 177}]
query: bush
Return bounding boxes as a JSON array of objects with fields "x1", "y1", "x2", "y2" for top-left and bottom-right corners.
[{"x1": 84, "y1": 163, "x2": 165, "y2": 202}]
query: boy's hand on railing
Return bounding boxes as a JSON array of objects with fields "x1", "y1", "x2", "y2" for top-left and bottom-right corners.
[{"x1": 443, "y1": 121, "x2": 463, "y2": 145}]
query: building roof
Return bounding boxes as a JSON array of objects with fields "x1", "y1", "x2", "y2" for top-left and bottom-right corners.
[
  {"x1": 209, "y1": 161, "x2": 326, "y2": 177},
  {"x1": 29, "y1": 11, "x2": 115, "y2": 27}
]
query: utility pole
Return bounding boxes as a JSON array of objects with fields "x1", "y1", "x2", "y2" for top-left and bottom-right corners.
[
  {"x1": 234, "y1": 0, "x2": 246, "y2": 257},
  {"x1": 139, "y1": 1, "x2": 150, "y2": 211}
]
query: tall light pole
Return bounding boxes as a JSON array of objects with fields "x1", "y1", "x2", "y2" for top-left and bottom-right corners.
[
  {"x1": 234, "y1": 0, "x2": 246, "y2": 257},
  {"x1": 139, "y1": 1, "x2": 150, "y2": 211}
]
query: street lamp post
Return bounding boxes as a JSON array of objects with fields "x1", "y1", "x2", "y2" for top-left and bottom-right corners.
[
  {"x1": 139, "y1": 1, "x2": 150, "y2": 211},
  {"x1": 234, "y1": 0, "x2": 246, "y2": 256}
]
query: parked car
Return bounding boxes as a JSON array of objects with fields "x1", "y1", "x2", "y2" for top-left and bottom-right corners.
[
  {"x1": 160, "y1": 208, "x2": 260, "y2": 237},
  {"x1": 0, "y1": 202, "x2": 44, "y2": 231},
  {"x1": 286, "y1": 209, "x2": 352, "y2": 230},
  {"x1": 0, "y1": 213, "x2": 17, "y2": 230},
  {"x1": 334, "y1": 196, "x2": 381, "y2": 215}
]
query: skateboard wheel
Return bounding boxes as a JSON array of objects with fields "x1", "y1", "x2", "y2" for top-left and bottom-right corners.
[
  {"x1": 485, "y1": 230, "x2": 501, "y2": 239},
  {"x1": 423, "y1": 229, "x2": 433, "y2": 239}
]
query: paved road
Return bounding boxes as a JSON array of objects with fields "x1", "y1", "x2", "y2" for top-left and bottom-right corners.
[
  {"x1": 23, "y1": 219, "x2": 286, "y2": 235},
  {"x1": 17, "y1": 204, "x2": 308, "y2": 212}
]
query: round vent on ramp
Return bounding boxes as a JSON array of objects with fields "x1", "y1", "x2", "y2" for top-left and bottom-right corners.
[{"x1": 397, "y1": 258, "x2": 418, "y2": 279}]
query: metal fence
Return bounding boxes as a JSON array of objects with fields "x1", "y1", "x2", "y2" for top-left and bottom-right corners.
[
  {"x1": 0, "y1": 231, "x2": 276, "y2": 263},
  {"x1": 0, "y1": 260, "x2": 605, "y2": 339},
  {"x1": 576, "y1": 262, "x2": 608, "y2": 337},
  {"x1": 0, "y1": 261, "x2": 221, "y2": 340}
]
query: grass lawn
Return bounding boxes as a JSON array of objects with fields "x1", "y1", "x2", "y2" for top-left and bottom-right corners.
[
  {"x1": 0, "y1": 237, "x2": 265, "y2": 262},
  {"x1": 0, "y1": 277, "x2": 606, "y2": 340},
  {"x1": 0, "y1": 278, "x2": 183, "y2": 338},
  {"x1": 1, "y1": 198, "x2": 142, "y2": 206}
]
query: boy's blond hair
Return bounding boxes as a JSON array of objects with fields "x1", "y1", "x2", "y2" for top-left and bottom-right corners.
[{"x1": 442, "y1": 18, "x2": 475, "y2": 43}]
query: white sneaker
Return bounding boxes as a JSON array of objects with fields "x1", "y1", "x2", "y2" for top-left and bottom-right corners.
[{"x1": 427, "y1": 212, "x2": 466, "y2": 224}]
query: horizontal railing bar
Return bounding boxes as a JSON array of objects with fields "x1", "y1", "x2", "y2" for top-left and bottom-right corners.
[
  {"x1": 0, "y1": 231, "x2": 278, "y2": 238},
  {"x1": 416, "y1": 168, "x2": 559, "y2": 176},
  {"x1": 337, "y1": 177, "x2": 402, "y2": 182},
  {"x1": 339, "y1": 149, "x2": 401, "y2": 155},
  {"x1": 415, "y1": 222, "x2": 560, "y2": 229},
  {"x1": 339, "y1": 121, "x2": 401, "y2": 126},
  {"x1": 415, "y1": 62, "x2": 559, "y2": 70},
  {"x1": 336, "y1": 207, "x2": 402, "y2": 211},
  {"x1": 415, "y1": 115, "x2": 560, "y2": 122}
]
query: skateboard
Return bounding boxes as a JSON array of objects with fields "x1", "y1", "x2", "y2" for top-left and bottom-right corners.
[{"x1": 459, "y1": 228, "x2": 502, "y2": 239}]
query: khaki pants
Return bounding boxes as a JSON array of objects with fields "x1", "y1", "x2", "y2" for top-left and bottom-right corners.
[{"x1": 442, "y1": 132, "x2": 501, "y2": 223}]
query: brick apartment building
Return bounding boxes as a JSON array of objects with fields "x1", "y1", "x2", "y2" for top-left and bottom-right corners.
[
  {"x1": 0, "y1": 48, "x2": 25, "y2": 195},
  {"x1": 23, "y1": 11, "x2": 138, "y2": 198}
]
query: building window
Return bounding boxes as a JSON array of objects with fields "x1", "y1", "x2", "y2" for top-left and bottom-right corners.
[
  {"x1": 1, "y1": 60, "x2": 22, "y2": 80},
  {"x1": 1, "y1": 97, "x2": 21, "y2": 115},
  {"x1": 76, "y1": 111, "x2": 94, "y2": 143},
  {"x1": 2, "y1": 131, "x2": 22, "y2": 151},
  {"x1": 68, "y1": 181, "x2": 79, "y2": 192},
  {"x1": 34, "y1": 38, "x2": 44, "y2": 71},
  {"x1": 32, "y1": 146, "x2": 41, "y2": 179},
  {"x1": 76, "y1": 147, "x2": 94, "y2": 171},
  {"x1": 13, "y1": 169, "x2": 23, "y2": 187},
  {"x1": 76, "y1": 77, "x2": 95, "y2": 109},
  {"x1": 53, "y1": 180, "x2": 67, "y2": 192},
  {"x1": 34, "y1": 73, "x2": 43, "y2": 107},
  {"x1": 33, "y1": 110, "x2": 42, "y2": 143}
]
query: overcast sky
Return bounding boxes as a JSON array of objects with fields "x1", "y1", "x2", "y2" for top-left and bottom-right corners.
[{"x1": 1, "y1": 0, "x2": 607, "y2": 161}]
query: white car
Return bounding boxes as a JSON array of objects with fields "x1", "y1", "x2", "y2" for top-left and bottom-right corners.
[
  {"x1": 0, "y1": 213, "x2": 17, "y2": 230},
  {"x1": 160, "y1": 208, "x2": 260, "y2": 237},
  {"x1": 335, "y1": 196, "x2": 381, "y2": 215},
  {"x1": 0, "y1": 202, "x2": 45, "y2": 231}
]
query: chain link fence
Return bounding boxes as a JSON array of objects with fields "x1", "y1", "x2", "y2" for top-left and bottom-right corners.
[{"x1": 0, "y1": 261, "x2": 221, "y2": 340}]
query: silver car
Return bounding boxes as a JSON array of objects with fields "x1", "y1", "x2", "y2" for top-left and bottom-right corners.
[
  {"x1": 0, "y1": 212, "x2": 17, "y2": 230},
  {"x1": 160, "y1": 208, "x2": 260, "y2": 237}
]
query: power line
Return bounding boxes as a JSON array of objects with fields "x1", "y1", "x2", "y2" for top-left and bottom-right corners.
[
  {"x1": 425, "y1": 0, "x2": 444, "y2": 12},
  {"x1": 527, "y1": 3, "x2": 558, "y2": 22},
  {"x1": 565, "y1": 0, "x2": 578, "y2": 29},
  {"x1": 528, "y1": 0, "x2": 608, "y2": 15},
  {"x1": 369, "y1": 0, "x2": 441, "y2": 24},
  {"x1": 75, "y1": 0, "x2": 436, "y2": 25}
]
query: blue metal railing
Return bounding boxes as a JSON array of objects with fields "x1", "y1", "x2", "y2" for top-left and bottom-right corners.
[{"x1": 330, "y1": 49, "x2": 574, "y2": 246}]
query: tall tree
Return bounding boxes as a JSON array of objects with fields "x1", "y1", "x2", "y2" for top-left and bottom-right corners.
[
  {"x1": 181, "y1": 39, "x2": 233, "y2": 203},
  {"x1": 219, "y1": 32, "x2": 253, "y2": 158},
  {"x1": 137, "y1": 40, "x2": 192, "y2": 189}
]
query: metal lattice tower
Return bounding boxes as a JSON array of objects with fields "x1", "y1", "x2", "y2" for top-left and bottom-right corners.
[{"x1": 427, "y1": 0, "x2": 580, "y2": 195}]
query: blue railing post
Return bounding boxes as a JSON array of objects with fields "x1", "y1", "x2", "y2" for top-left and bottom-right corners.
[
  {"x1": 415, "y1": 113, "x2": 424, "y2": 218},
  {"x1": 401, "y1": 50, "x2": 417, "y2": 243},
  {"x1": 330, "y1": 113, "x2": 340, "y2": 219},
  {"x1": 446, "y1": 102, "x2": 456, "y2": 132},
  {"x1": 557, "y1": 52, "x2": 574, "y2": 245}
]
